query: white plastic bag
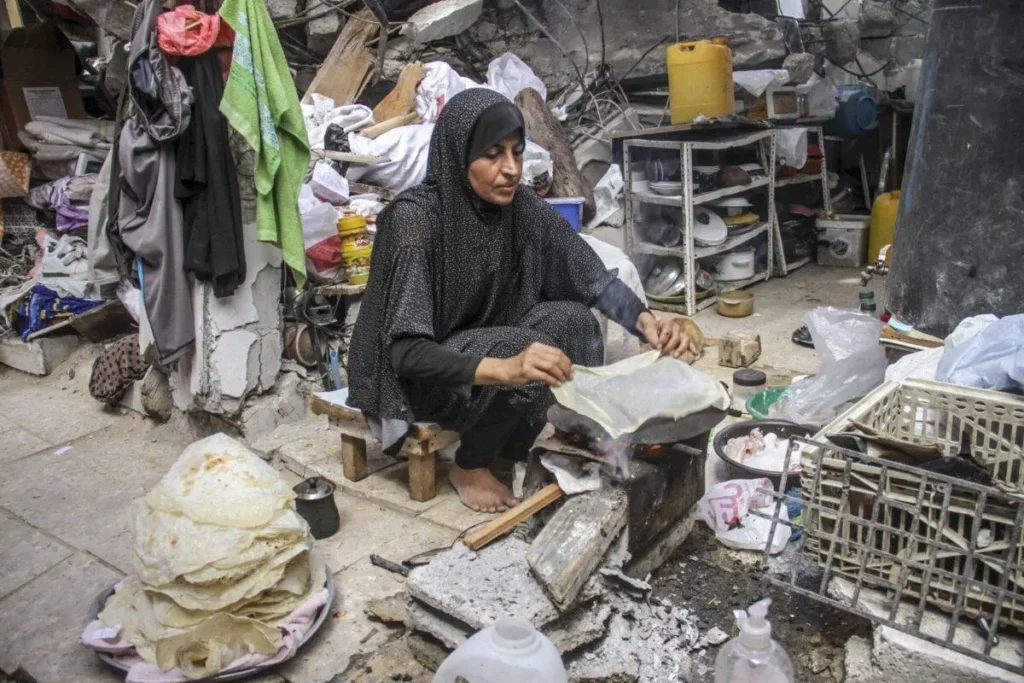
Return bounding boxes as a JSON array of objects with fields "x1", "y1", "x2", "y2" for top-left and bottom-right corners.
[
  {"x1": 771, "y1": 307, "x2": 886, "y2": 426},
  {"x1": 487, "y1": 52, "x2": 547, "y2": 102},
  {"x1": 732, "y1": 69, "x2": 790, "y2": 97},
  {"x1": 415, "y1": 63, "x2": 482, "y2": 123},
  {"x1": 346, "y1": 124, "x2": 434, "y2": 192},
  {"x1": 521, "y1": 140, "x2": 552, "y2": 188},
  {"x1": 309, "y1": 161, "x2": 350, "y2": 205},
  {"x1": 698, "y1": 479, "x2": 790, "y2": 554},
  {"x1": 301, "y1": 202, "x2": 341, "y2": 280},
  {"x1": 585, "y1": 165, "x2": 624, "y2": 230},
  {"x1": 776, "y1": 128, "x2": 808, "y2": 169},
  {"x1": 937, "y1": 313, "x2": 1024, "y2": 391},
  {"x1": 884, "y1": 314, "x2": 998, "y2": 383}
]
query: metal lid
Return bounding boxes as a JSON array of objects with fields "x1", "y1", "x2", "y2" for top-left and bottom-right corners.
[
  {"x1": 294, "y1": 476, "x2": 336, "y2": 501},
  {"x1": 733, "y1": 369, "x2": 767, "y2": 387}
]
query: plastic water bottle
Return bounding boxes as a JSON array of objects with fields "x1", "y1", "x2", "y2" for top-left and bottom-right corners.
[
  {"x1": 714, "y1": 599, "x2": 795, "y2": 683},
  {"x1": 433, "y1": 617, "x2": 568, "y2": 683}
]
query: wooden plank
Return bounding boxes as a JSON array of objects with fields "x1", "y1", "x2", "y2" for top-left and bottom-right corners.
[
  {"x1": 304, "y1": 8, "x2": 380, "y2": 106},
  {"x1": 4, "y1": 0, "x2": 23, "y2": 28},
  {"x1": 359, "y1": 111, "x2": 420, "y2": 140},
  {"x1": 464, "y1": 483, "x2": 565, "y2": 551},
  {"x1": 311, "y1": 150, "x2": 389, "y2": 164},
  {"x1": 341, "y1": 433, "x2": 369, "y2": 482},
  {"x1": 372, "y1": 62, "x2": 425, "y2": 122},
  {"x1": 527, "y1": 488, "x2": 628, "y2": 611}
]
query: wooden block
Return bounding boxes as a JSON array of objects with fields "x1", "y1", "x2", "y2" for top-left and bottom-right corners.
[
  {"x1": 464, "y1": 483, "x2": 565, "y2": 550},
  {"x1": 408, "y1": 447, "x2": 436, "y2": 502},
  {"x1": 359, "y1": 112, "x2": 421, "y2": 140},
  {"x1": 527, "y1": 488, "x2": 628, "y2": 611},
  {"x1": 0, "y1": 334, "x2": 81, "y2": 376},
  {"x1": 69, "y1": 299, "x2": 135, "y2": 342},
  {"x1": 341, "y1": 433, "x2": 369, "y2": 482},
  {"x1": 717, "y1": 330, "x2": 762, "y2": 368},
  {"x1": 304, "y1": 9, "x2": 380, "y2": 106},
  {"x1": 372, "y1": 62, "x2": 426, "y2": 122}
]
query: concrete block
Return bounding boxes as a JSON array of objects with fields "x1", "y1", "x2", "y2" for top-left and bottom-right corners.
[
  {"x1": 783, "y1": 52, "x2": 816, "y2": 85},
  {"x1": 405, "y1": 0, "x2": 482, "y2": 45},
  {"x1": 265, "y1": 0, "x2": 300, "y2": 20},
  {"x1": 0, "y1": 334, "x2": 82, "y2": 376},
  {"x1": 823, "y1": 19, "x2": 861, "y2": 65},
  {"x1": 717, "y1": 330, "x2": 762, "y2": 368},
  {"x1": 307, "y1": 11, "x2": 343, "y2": 54}
]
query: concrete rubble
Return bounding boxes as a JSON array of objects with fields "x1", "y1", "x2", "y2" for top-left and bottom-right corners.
[
  {"x1": 404, "y1": 0, "x2": 484, "y2": 45},
  {"x1": 405, "y1": 535, "x2": 711, "y2": 682}
]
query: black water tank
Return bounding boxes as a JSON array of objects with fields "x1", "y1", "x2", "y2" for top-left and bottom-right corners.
[{"x1": 885, "y1": 0, "x2": 1024, "y2": 337}]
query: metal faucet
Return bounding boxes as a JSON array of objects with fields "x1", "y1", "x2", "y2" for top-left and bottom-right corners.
[{"x1": 860, "y1": 244, "x2": 891, "y2": 286}]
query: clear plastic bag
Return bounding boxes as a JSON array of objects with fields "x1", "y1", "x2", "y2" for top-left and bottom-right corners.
[
  {"x1": 698, "y1": 479, "x2": 790, "y2": 554},
  {"x1": 937, "y1": 313, "x2": 1024, "y2": 391},
  {"x1": 771, "y1": 307, "x2": 886, "y2": 426}
]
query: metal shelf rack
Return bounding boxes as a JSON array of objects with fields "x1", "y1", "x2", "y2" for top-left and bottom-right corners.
[
  {"x1": 772, "y1": 125, "x2": 831, "y2": 276},
  {"x1": 623, "y1": 128, "x2": 777, "y2": 316}
]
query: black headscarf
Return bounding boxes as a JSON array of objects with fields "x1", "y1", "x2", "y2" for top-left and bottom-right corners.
[
  {"x1": 347, "y1": 88, "x2": 615, "y2": 423},
  {"x1": 464, "y1": 101, "x2": 524, "y2": 166}
]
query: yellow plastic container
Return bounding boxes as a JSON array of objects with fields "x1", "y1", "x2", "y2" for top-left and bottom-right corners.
[
  {"x1": 666, "y1": 38, "x2": 735, "y2": 124},
  {"x1": 868, "y1": 191, "x2": 900, "y2": 265},
  {"x1": 342, "y1": 244, "x2": 372, "y2": 285}
]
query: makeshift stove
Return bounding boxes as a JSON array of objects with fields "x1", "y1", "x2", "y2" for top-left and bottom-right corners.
[
  {"x1": 401, "y1": 404, "x2": 727, "y2": 681},
  {"x1": 536, "y1": 403, "x2": 723, "y2": 557}
]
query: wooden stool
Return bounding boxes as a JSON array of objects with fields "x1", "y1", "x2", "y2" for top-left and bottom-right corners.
[{"x1": 310, "y1": 389, "x2": 459, "y2": 502}]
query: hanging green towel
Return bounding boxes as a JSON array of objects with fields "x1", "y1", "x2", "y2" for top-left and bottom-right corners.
[{"x1": 219, "y1": 0, "x2": 309, "y2": 287}]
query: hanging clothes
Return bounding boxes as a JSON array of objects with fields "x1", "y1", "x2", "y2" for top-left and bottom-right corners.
[
  {"x1": 218, "y1": 0, "x2": 310, "y2": 287},
  {"x1": 176, "y1": 51, "x2": 246, "y2": 298},
  {"x1": 117, "y1": 0, "x2": 195, "y2": 365}
]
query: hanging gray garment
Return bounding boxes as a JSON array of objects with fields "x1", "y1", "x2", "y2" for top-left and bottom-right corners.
[
  {"x1": 117, "y1": 0, "x2": 194, "y2": 365},
  {"x1": 86, "y1": 149, "x2": 118, "y2": 297}
]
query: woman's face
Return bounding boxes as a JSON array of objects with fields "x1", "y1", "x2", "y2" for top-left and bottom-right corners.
[{"x1": 467, "y1": 134, "x2": 524, "y2": 206}]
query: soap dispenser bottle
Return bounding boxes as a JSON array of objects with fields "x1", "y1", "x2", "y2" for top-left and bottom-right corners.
[{"x1": 714, "y1": 599, "x2": 795, "y2": 683}]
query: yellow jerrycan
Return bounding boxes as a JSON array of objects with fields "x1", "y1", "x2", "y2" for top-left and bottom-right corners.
[
  {"x1": 869, "y1": 191, "x2": 900, "y2": 265},
  {"x1": 667, "y1": 38, "x2": 735, "y2": 124}
]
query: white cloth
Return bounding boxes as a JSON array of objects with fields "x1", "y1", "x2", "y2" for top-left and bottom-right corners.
[
  {"x1": 415, "y1": 62, "x2": 482, "y2": 123},
  {"x1": 487, "y1": 52, "x2": 547, "y2": 102},
  {"x1": 301, "y1": 94, "x2": 374, "y2": 149}
]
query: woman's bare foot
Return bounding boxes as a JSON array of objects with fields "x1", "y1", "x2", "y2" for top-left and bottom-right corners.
[{"x1": 449, "y1": 465, "x2": 518, "y2": 513}]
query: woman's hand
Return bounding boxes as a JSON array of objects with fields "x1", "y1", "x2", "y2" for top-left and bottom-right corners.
[
  {"x1": 475, "y1": 343, "x2": 573, "y2": 387},
  {"x1": 637, "y1": 312, "x2": 689, "y2": 359}
]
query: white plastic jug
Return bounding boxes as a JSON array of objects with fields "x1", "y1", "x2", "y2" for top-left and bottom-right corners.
[{"x1": 433, "y1": 617, "x2": 568, "y2": 683}]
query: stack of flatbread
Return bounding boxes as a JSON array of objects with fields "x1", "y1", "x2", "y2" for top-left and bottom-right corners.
[{"x1": 96, "y1": 434, "x2": 325, "y2": 679}]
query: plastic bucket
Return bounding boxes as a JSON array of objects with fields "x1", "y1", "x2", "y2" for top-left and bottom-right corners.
[{"x1": 545, "y1": 197, "x2": 585, "y2": 232}]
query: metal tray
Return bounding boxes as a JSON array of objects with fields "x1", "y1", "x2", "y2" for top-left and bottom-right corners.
[{"x1": 85, "y1": 554, "x2": 335, "y2": 681}]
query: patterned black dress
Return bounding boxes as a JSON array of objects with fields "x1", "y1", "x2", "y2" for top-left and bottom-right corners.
[{"x1": 347, "y1": 89, "x2": 644, "y2": 457}]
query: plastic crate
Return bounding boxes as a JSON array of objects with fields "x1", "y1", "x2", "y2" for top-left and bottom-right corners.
[
  {"x1": 545, "y1": 197, "x2": 585, "y2": 232},
  {"x1": 801, "y1": 379, "x2": 1024, "y2": 630}
]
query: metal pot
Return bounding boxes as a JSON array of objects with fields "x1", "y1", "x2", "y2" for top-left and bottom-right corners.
[
  {"x1": 717, "y1": 290, "x2": 754, "y2": 317},
  {"x1": 293, "y1": 477, "x2": 340, "y2": 539}
]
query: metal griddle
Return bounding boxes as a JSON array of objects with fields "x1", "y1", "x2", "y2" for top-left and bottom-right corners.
[{"x1": 546, "y1": 403, "x2": 726, "y2": 446}]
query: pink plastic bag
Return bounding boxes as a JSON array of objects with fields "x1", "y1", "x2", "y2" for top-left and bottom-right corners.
[
  {"x1": 157, "y1": 5, "x2": 233, "y2": 57},
  {"x1": 697, "y1": 478, "x2": 790, "y2": 554}
]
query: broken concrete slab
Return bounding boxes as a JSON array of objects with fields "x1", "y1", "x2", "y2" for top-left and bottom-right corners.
[
  {"x1": 366, "y1": 593, "x2": 408, "y2": 625},
  {"x1": 528, "y1": 488, "x2": 628, "y2": 611},
  {"x1": 406, "y1": 631, "x2": 450, "y2": 673},
  {"x1": 823, "y1": 19, "x2": 862, "y2": 65},
  {"x1": 407, "y1": 539, "x2": 602, "y2": 631},
  {"x1": 0, "y1": 334, "x2": 82, "y2": 377},
  {"x1": 404, "y1": 0, "x2": 483, "y2": 45},
  {"x1": 406, "y1": 598, "x2": 470, "y2": 650}
]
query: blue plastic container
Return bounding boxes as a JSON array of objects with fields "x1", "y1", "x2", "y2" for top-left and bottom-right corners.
[
  {"x1": 825, "y1": 86, "x2": 879, "y2": 137},
  {"x1": 545, "y1": 197, "x2": 585, "y2": 232}
]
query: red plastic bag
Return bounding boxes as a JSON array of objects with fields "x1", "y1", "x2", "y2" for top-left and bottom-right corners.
[{"x1": 157, "y1": 4, "x2": 233, "y2": 57}]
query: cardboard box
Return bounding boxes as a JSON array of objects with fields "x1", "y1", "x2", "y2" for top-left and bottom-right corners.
[{"x1": 0, "y1": 23, "x2": 86, "y2": 151}]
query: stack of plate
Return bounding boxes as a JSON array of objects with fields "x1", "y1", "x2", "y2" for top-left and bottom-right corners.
[
  {"x1": 649, "y1": 181, "x2": 683, "y2": 197},
  {"x1": 693, "y1": 207, "x2": 728, "y2": 247}
]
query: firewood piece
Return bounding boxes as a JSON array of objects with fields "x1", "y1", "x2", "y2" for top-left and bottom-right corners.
[
  {"x1": 373, "y1": 62, "x2": 426, "y2": 122},
  {"x1": 304, "y1": 9, "x2": 380, "y2": 106},
  {"x1": 463, "y1": 483, "x2": 564, "y2": 551},
  {"x1": 717, "y1": 330, "x2": 762, "y2": 368},
  {"x1": 359, "y1": 112, "x2": 421, "y2": 140},
  {"x1": 515, "y1": 87, "x2": 596, "y2": 222},
  {"x1": 527, "y1": 488, "x2": 628, "y2": 611}
]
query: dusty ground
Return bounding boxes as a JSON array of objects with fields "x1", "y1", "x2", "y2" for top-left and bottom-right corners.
[
  {"x1": 653, "y1": 524, "x2": 871, "y2": 682},
  {"x1": 0, "y1": 264, "x2": 867, "y2": 682}
]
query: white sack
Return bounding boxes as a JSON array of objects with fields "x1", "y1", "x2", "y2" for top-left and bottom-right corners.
[
  {"x1": 487, "y1": 52, "x2": 547, "y2": 102},
  {"x1": 346, "y1": 124, "x2": 434, "y2": 192},
  {"x1": 415, "y1": 62, "x2": 482, "y2": 123},
  {"x1": 579, "y1": 234, "x2": 644, "y2": 304},
  {"x1": 552, "y1": 351, "x2": 729, "y2": 440},
  {"x1": 521, "y1": 140, "x2": 552, "y2": 187}
]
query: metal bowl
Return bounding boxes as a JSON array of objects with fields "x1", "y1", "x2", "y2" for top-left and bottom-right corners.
[
  {"x1": 85, "y1": 555, "x2": 336, "y2": 681},
  {"x1": 712, "y1": 419, "x2": 816, "y2": 489},
  {"x1": 645, "y1": 259, "x2": 682, "y2": 296}
]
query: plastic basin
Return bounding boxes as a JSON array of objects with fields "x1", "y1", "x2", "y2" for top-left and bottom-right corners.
[{"x1": 745, "y1": 387, "x2": 786, "y2": 421}]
